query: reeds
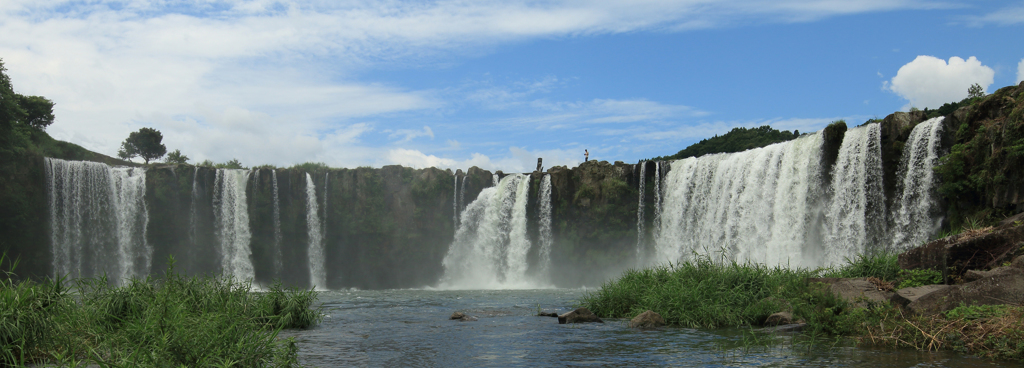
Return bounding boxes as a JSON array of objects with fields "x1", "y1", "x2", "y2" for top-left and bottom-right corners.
[{"x1": 1, "y1": 255, "x2": 321, "y2": 367}]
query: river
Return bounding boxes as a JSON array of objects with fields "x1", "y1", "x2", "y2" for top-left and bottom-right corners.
[{"x1": 279, "y1": 289, "x2": 1008, "y2": 367}]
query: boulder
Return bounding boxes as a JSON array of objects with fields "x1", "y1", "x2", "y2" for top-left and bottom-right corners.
[
  {"x1": 963, "y1": 266, "x2": 1023, "y2": 282},
  {"x1": 1013, "y1": 255, "x2": 1024, "y2": 270},
  {"x1": 907, "y1": 272, "x2": 1024, "y2": 315},
  {"x1": 558, "y1": 307, "x2": 604, "y2": 324},
  {"x1": 450, "y1": 312, "x2": 477, "y2": 321},
  {"x1": 628, "y1": 310, "x2": 666, "y2": 328},
  {"x1": 898, "y1": 216, "x2": 1024, "y2": 281},
  {"x1": 764, "y1": 311, "x2": 793, "y2": 326},
  {"x1": 889, "y1": 285, "x2": 951, "y2": 307},
  {"x1": 809, "y1": 277, "x2": 893, "y2": 308}
]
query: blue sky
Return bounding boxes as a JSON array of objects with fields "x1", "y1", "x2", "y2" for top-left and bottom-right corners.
[{"x1": 2, "y1": 0, "x2": 1023, "y2": 172}]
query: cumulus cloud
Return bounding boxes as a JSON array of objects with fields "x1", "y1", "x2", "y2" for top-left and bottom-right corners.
[{"x1": 888, "y1": 56, "x2": 995, "y2": 109}]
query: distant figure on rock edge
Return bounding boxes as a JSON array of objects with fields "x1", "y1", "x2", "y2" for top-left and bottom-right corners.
[{"x1": 585, "y1": 149, "x2": 589, "y2": 162}]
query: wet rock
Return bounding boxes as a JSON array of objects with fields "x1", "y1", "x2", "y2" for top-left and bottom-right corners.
[
  {"x1": 764, "y1": 312, "x2": 793, "y2": 326},
  {"x1": 907, "y1": 272, "x2": 1024, "y2": 315},
  {"x1": 537, "y1": 312, "x2": 559, "y2": 318},
  {"x1": 758, "y1": 323, "x2": 806, "y2": 334},
  {"x1": 889, "y1": 285, "x2": 951, "y2": 307},
  {"x1": 450, "y1": 312, "x2": 478, "y2": 321},
  {"x1": 899, "y1": 214, "x2": 1024, "y2": 281},
  {"x1": 809, "y1": 277, "x2": 893, "y2": 308},
  {"x1": 1012, "y1": 255, "x2": 1024, "y2": 270},
  {"x1": 963, "y1": 266, "x2": 1023, "y2": 282},
  {"x1": 558, "y1": 307, "x2": 604, "y2": 324},
  {"x1": 628, "y1": 310, "x2": 666, "y2": 328}
]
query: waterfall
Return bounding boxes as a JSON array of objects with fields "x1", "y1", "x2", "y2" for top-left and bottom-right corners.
[
  {"x1": 213, "y1": 169, "x2": 254, "y2": 281},
  {"x1": 824, "y1": 124, "x2": 885, "y2": 266},
  {"x1": 453, "y1": 174, "x2": 459, "y2": 228},
  {"x1": 890, "y1": 117, "x2": 945, "y2": 251},
  {"x1": 459, "y1": 173, "x2": 467, "y2": 213},
  {"x1": 655, "y1": 133, "x2": 825, "y2": 267},
  {"x1": 271, "y1": 169, "x2": 282, "y2": 277},
  {"x1": 653, "y1": 161, "x2": 662, "y2": 244},
  {"x1": 492, "y1": 173, "x2": 500, "y2": 187},
  {"x1": 636, "y1": 162, "x2": 646, "y2": 265},
  {"x1": 189, "y1": 167, "x2": 198, "y2": 246},
  {"x1": 46, "y1": 158, "x2": 149, "y2": 282},
  {"x1": 322, "y1": 172, "x2": 329, "y2": 237},
  {"x1": 440, "y1": 174, "x2": 544, "y2": 289},
  {"x1": 538, "y1": 174, "x2": 553, "y2": 273},
  {"x1": 305, "y1": 173, "x2": 326, "y2": 289}
]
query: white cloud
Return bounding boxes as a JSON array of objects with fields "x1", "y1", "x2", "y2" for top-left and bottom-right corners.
[
  {"x1": 387, "y1": 147, "x2": 580, "y2": 172},
  {"x1": 888, "y1": 56, "x2": 995, "y2": 109},
  {"x1": 1018, "y1": 58, "x2": 1024, "y2": 84},
  {"x1": 386, "y1": 126, "x2": 435, "y2": 143},
  {"x1": 966, "y1": 4, "x2": 1024, "y2": 26}
]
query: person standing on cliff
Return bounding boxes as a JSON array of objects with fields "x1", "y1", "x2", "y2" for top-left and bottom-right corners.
[{"x1": 585, "y1": 149, "x2": 589, "y2": 162}]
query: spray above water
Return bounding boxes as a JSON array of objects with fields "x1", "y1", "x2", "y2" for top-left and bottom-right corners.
[{"x1": 440, "y1": 174, "x2": 549, "y2": 289}]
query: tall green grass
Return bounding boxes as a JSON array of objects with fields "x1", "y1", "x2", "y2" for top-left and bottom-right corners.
[{"x1": 1, "y1": 256, "x2": 322, "y2": 367}]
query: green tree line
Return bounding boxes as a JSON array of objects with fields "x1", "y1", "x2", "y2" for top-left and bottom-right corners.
[{"x1": 651, "y1": 125, "x2": 800, "y2": 161}]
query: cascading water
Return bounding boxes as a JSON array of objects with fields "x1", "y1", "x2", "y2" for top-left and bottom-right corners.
[
  {"x1": 46, "y1": 158, "x2": 149, "y2": 282},
  {"x1": 271, "y1": 169, "x2": 283, "y2": 276},
  {"x1": 636, "y1": 162, "x2": 646, "y2": 265},
  {"x1": 655, "y1": 133, "x2": 825, "y2": 267},
  {"x1": 492, "y1": 173, "x2": 500, "y2": 187},
  {"x1": 189, "y1": 167, "x2": 198, "y2": 246},
  {"x1": 653, "y1": 161, "x2": 662, "y2": 243},
  {"x1": 538, "y1": 174, "x2": 553, "y2": 274},
  {"x1": 890, "y1": 117, "x2": 946, "y2": 252},
  {"x1": 305, "y1": 173, "x2": 326, "y2": 289},
  {"x1": 823, "y1": 124, "x2": 885, "y2": 266},
  {"x1": 459, "y1": 174, "x2": 467, "y2": 213},
  {"x1": 453, "y1": 174, "x2": 459, "y2": 228},
  {"x1": 440, "y1": 174, "x2": 544, "y2": 289},
  {"x1": 213, "y1": 169, "x2": 254, "y2": 281}
]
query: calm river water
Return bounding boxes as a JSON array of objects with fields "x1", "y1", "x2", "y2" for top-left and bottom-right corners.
[{"x1": 279, "y1": 289, "x2": 1013, "y2": 367}]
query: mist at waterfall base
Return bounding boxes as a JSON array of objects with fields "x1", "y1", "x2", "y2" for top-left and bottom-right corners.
[{"x1": 45, "y1": 119, "x2": 947, "y2": 289}]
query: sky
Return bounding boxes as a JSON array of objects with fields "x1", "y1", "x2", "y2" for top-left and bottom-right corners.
[{"x1": 2, "y1": 0, "x2": 1023, "y2": 173}]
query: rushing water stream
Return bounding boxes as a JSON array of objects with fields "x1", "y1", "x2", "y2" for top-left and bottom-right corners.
[{"x1": 281, "y1": 289, "x2": 1008, "y2": 367}]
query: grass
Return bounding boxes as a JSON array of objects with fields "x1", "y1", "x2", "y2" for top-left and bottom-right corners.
[
  {"x1": 1, "y1": 255, "x2": 322, "y2": 367},
  {"x1": 580, "y1": 253, "x2": 1022, "y2": 362}
]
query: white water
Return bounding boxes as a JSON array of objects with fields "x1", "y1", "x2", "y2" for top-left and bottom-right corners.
[
  {"x1": 213, "y1": 169, "x2": 254, "y2": 281},
  {"x1": 272, "y1": 169, "x2": 283, "y2": 276},
  {"x1": 453, "y1": 174, "x2": 459, "y2": 228},
  {"x1": 459, "y1": 173, "x2": 467, "y2": 213},
  {"x1": 653, "y1": 161, "x2": 662, "y2": 245},
  {"x1": 655, "y1": 133, "x2": 826, "y2": 267},
  {"x1": 538, "y1": 174, "x2": 553, "y2": 274},
  {"x1": 492, "y1": 173, "x2": 500, "y2": 187},
  {"x1": 306, "y1": 173, "x2": 326, "y2": 289},
  {"x1": 890, "y1": 117, "x2": 946, "y2": 251},
  {"x1": 46, "y1": 158, "x2": 149, "y2": 282},
  {"x1": 823, "y1": 124, "x2": 885, "y2": 266},
  {"x1": 189, "y1": 167, "x2": 198, "y2": 246},
  {"x1": 440, "y1": 174, "x2": 546, "y2": 289},
  {"x1": 636, "y1": 162, "x2": 646, "y2": 265}
]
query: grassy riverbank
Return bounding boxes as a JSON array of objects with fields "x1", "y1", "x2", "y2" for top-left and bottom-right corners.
[
  {"x1": 1, "y1": 256, "x2": 322, "y2": 367},
  {"x1": 581, "y1": 254, "x2": 1024, "y2": 362}
]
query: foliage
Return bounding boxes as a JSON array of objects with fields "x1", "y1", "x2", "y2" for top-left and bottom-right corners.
[
  {"x1": 1, "y1": 256, "x2": 321, "y2": 367},
  {"x1": 217, "y1": 158, "x2": 245, "y2": 169},
  {"x1": 820, "y1": 253, "x2": 901, "y2": 281},
  {"x1": 580, "y1": 256, "x2": 816, "y2": 328},
  {"x1": 291, "y1": 162, "x2": 329, "y2": 172},
  {"x1": 164, "y1": 149, "x2": 189, "y2": 164},
  {"x1": 118, "y1": 127, "x2": 167, "y2": 164},
  {"x1": 897, "y1": 268, "x2": 943, "y2": 289},
  {"x1": 15, "y1": 95, "x2": 54, "y2": 130},
  {"x1": 652, "y1": 125, "x2": 799, "y2": 161},
  {"x1": 968, "y1": 83, "x2": 985, "y2": 99}
]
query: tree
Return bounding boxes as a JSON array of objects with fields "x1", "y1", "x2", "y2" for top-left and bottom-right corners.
[
  {"x1": 165, "y1": 149, "x2": 189, "y2": 164},
  {"x1": 16, "y1": 95, "x2": 54, "y2": 129},
  {"x1": 968, "y1": 83, "x2": 985, "y2": 99},
  {"x1": 118, "y1": 127, "x2": 167, "y2": 164}
]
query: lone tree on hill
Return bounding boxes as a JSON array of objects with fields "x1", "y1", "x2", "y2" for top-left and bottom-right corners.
[
  {"x1": 968, "y1": 83, "x2": 985, "y2": 99},
  {"x1": 118, "y1": 127, "x2": 167, "y2": 164},
  {"x1": 165, "y1": 149, "x2": 189, "y2": 164}
]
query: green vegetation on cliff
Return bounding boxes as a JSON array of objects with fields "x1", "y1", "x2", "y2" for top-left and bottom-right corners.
[
  {"x1": 1, "y1": 256, "x2": 321, "y2": 367},
  {"x1": 652, "y1": 125, "x2": 800, "y2": 161}
]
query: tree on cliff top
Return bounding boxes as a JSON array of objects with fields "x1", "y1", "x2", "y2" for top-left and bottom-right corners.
[
  {"x1": 118, "y1": 127, "x2": 167, "y2": 164},
  {"x1": 165, "y1": 149, "x2": 189, "y2": 164},
  {"x1": 651, "y1": 125, "x2": 799, "y2": 161}
]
